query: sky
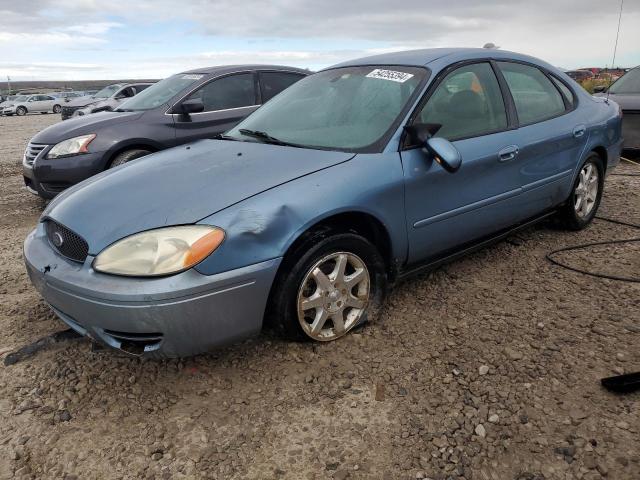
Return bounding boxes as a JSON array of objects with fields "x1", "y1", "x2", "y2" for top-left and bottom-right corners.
[{"x1": 1, "y1": 0, "x2": 639, "y2": 81}]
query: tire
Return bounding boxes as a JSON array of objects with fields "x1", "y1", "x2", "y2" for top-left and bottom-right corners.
[
  {"x1": 109, "y1": 149, "x2": 152, "y2": 169},
  {"x1": 269, "y1": 230, "x2": 387, "y2": 342},
  {"x1": 16, "y1": 107, "x2": 27, "y2": 116},
  {"x1": 557, "y1": 153, "x2": 604, "y2": 230},
  {"x1": 52, "y1": 104, "x2": 61, "y2": 114}
]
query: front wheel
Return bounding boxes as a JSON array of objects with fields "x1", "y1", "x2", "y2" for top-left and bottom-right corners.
[
  {"x1": 109, "y1": 149, "x2": 151, "y2": 168},
  {"x1": 16, "y1": 107, "x2": 27, "y2": 116},
  {"x1": 270, "y1": 232, "x2": 387, "y2": 342},
  {"x1": 557, "y1": 153, "x2": 604, "y2": 230},
  {"x1": 52, "y1": 104, "x2": 61, "y2": 114}
]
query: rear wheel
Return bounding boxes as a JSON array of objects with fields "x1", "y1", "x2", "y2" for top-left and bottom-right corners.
[
  {"x1": 557, "y1": 153, "x2": 604, "y2": 230},
  {"x1": 16, "y1": 107, "x2": 27, "y2": 116},
  {"x1": 270, "y1": 231, "x2": 387, "y2": 342},
  {"x1": 52, "y1": 104, "x2": 62, "y2": 114},
  {"x1": 109, "y1": 149, "x2": 151, "y2": 169}
]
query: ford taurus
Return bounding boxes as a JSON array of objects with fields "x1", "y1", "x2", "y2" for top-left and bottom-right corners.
[{"x1": 24, "y1": 48, "x2": 623, "y2": 357}]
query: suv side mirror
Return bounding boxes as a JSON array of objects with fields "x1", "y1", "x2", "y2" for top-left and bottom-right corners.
[
  {"x1": 593, "y1": 85, "x2": 607, "y2": 93},
  {"x1": 424, "y1": 137, "x2": 462, "y2": 173},
  {"x1": 174, "y1": 98, "x2": 205, "y2": 115}
]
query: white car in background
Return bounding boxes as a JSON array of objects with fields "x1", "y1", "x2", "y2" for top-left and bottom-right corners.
[{"x1": 1, "y1": 94, "x2": 62, "y2": 116}]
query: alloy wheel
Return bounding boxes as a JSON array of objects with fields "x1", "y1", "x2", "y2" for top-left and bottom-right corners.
[
  {"x1": 574, "y1": 163, "x2": 599, "y2": 219},
  {"x1": 297, "y1": 252, "x2": 370, "y2": 341}
]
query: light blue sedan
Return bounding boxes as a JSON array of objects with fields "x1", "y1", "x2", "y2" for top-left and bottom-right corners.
[{"x1": 24, "y1": 48, "x2": 623, "y2": 357}]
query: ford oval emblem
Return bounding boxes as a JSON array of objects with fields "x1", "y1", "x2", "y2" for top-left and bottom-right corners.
[{"x1": 52, "y1": 231, "x2": 64, "y2": 248}]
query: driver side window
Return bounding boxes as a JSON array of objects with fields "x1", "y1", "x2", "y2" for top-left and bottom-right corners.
[{"x1": 416, "y1": 62, "x2": 507, "y2": 141}]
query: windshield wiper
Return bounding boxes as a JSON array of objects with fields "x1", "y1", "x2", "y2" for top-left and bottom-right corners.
[
  {"x1": 238, "y1": 129, "x2": 302, "y2": 148},
  {"x1": 215, "y1": 133, "x2": 241, "y2": 141}
]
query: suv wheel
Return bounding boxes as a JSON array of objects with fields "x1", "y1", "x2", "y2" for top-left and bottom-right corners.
[
  {"x1": 270, "y1": 231, "x2": 387, "y2": 342},
  {"x1": 109, "y1": 149, "x2": 152, "y2": 169},
  {"x1": 558, "y1": 153, "x2": 604, "y2": 230}
]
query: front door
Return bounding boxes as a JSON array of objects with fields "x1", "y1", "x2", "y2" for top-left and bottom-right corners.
[
  {"x1": 173, "y1": 72, "x2": 259, "y2": 144},
  {"x1": 401, "y1": 61, "x2": 524, "y2": 264}
]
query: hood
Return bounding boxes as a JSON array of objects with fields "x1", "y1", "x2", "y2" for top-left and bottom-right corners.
[
  {"x1": 45, "y1": 140, "x2": 355, "y2": 254},
  {"x1": 594, "y1": 92, "x2": 640, "y2": 110},
  {"x1": 64, "y1": 96, "x2": 101, "y2": 107},
  {"x1": 31, "y1": 111, "x2": 144, "y2": 144}
]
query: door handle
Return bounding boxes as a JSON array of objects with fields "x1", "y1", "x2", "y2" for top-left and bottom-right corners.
[
  {"x1": 498, "y1": 145, "x2": 519, "y2": 162},
  {"x1": 573, "y1": 125, "x2": 586, "y2": 138}
]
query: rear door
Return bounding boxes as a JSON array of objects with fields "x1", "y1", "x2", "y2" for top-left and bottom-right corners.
[
  {"x1": 401, "y1": 61, "x2": 524, "y2": 263},
  {"x1": 496, "y1": 61, "x2": 587, "y2": 216},
  {"x1": 173, "y1": 72, "x2": 259, "y2": 143},
  {"x1": 40, "y1": 95, "x2": 56, "y2": 111}
]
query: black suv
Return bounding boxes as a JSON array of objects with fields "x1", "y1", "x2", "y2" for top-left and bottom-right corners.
[{"x1": 24, "y1": 65, "x2": 308, "y2": 198}]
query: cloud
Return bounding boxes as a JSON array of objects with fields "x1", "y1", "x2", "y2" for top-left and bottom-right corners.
[
  {"x1": 0, "y1": 0, "x2": 638, "y2": 80},
  {"x1": 62, "y1": 22, "x2": 123, "y2": 36}
]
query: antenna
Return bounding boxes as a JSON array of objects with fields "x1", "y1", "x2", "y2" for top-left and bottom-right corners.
[{"x1": 606, "y1": 0, "x2": 624, "y2": 102}]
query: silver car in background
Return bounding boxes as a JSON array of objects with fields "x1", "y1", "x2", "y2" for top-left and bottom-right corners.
[
  {"x1": 61, "y1": 83, "x2": 153, "y2": 119},
  {"x1": 1, "y1": 94, "x2": 62, "y2": 116}
]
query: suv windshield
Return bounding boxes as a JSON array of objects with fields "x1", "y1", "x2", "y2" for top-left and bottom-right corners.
[
  {"x1": 117, "y1": 74, "x2": 204, "y2": 111},
  {"x1": 94, "y1": 84, "x2": 122, "y2": 99},
  {"x1": 609, "y1": 67, "x2": 640, "y2": 95},
  {"x1": 226, "y1": 66, "x2": 427, "y2": 152}
]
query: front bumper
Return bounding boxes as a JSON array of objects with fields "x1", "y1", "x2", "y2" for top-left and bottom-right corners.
[
  {"x1": 24, "y1": 223, "x2": 281, "y2": 357},
  {"x1": 23, "y1": 147, "x2": 107, "y2": 199}
]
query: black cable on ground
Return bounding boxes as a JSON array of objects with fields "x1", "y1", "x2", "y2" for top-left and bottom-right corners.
[{"x1": 546, "y1": 216, "x2": 640, "y2": 283}]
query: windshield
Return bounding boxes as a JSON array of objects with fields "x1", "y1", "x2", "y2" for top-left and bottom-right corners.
[
  {"x1": 94, "y1": 84, "x2": 122, "y2": 99},
  {"x1": 609, "y1": 67, "x2": 640, "y2": 95},
  {"x1": 117, "y1": 74, "x2": 205, "y2": 111},
  {"x1": 226, "y1": 66, "x2": 427, "y2": 152},
  {"x1": 14, "y1": 95, "x2": 28, "y2": 102}
]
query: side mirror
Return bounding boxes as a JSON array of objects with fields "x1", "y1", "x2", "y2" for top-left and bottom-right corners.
[
  {"x1": 93, "y1": 105, "x2": 113, "y2": 113},
  {"x1": 424, "y1": 137, "x2": 462, "y2": 173},
  {"x1": 174, "y1": 99, "x2": 204, "y2": 115},
  {"x1": 593, "y1": 85, "x2": 607, "y2": 93}
]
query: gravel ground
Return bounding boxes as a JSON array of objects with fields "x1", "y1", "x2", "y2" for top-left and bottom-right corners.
[{"x1": 0, "y1": 114, "x2": 638, "y2": 480}]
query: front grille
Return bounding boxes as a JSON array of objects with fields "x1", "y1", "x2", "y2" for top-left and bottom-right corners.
[
  {"x1": 41, "y1": 182, "x2": 71, "y2": 194},
  {"x1": 102, "y1": 329, "x2": 163, "y2": 355},
  {"x1": 61, "y1": 106, "x2": 81, "y2": 120},
  {"x1": 45, "y1": 220, "x2": 89, "y2": 263},
  {"x1": 24, "y1": 142, "x2": 48, "y2": 166}
]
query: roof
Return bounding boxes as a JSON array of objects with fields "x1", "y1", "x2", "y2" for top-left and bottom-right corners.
[
  {"x1": 181, "y1": 64, "x2": 310, "y2": 75},
  {"x1": 330, "y1": 48, "x2": 552, "y2": 70}
]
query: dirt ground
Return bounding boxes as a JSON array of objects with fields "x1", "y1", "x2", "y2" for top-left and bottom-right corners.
[{"x1": 0, "y1": 114, "x2": 638, "y2": 480}]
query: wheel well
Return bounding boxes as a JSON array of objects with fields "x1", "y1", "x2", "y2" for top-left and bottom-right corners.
[
  {"x1": 283, "y1": 212, "x2": 395, "y2": 278},
  {"x1": 591, "y1": 146, "x2": 608, "y2": 171},
  {"x1": 106, "y1": 144, "x2": 157, "y2": 169}
]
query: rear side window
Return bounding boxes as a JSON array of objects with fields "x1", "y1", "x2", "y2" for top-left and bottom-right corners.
[
  {"x1": 497, "y1": 62, "x2": 566, "y2": 125},
  {"x1": 550, "y1": 76, "x2": 575, "y2": 108},
  {"x1": 259, "y1": 72, "x2": 305, "y2": 102},
  {"x1": 186, "y1": 73, "x2": 256, "y2": 112},
  {"x1": 416, "y1": 62, "x2": 507, "y2": 141}
]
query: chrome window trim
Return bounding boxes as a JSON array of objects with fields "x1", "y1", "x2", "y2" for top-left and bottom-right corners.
[{"x1": 164, "y1": 68, "x2": 304, "y2": 117}]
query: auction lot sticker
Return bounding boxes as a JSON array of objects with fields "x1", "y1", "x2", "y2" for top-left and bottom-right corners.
[{"x1": 366, "y1": 69, "x2": 414, "y2": 83}]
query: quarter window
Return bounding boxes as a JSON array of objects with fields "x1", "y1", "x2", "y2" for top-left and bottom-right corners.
[
  {"x1": 550, "y1": 76, "x2": 575, "y2": 108},
  {"x1": 186, "y1": 73, "x2": 256, "y2": 112},
  {"x1": 259, "y1": 72, "x2": 305, "y2": 102},
  {"x1": 416, "y1": 62, "x2": 507, "y2": 141},
  {"x1": 497, "y1": 62, "x2": 566, "y2": 125}
]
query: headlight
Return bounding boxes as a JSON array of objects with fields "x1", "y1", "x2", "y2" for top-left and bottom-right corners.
[
  {"x1": 47, "y1": 134, "x2": 96, "y2": 159},
  {"x1": 93, "y1": 225, "x2": 225, "y2": 277}
]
